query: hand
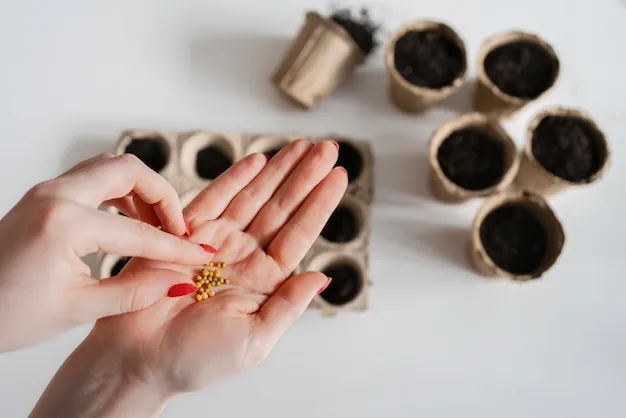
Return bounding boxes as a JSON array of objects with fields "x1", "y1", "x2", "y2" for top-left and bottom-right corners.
[
  {"x1": 31, "y1": 139, "x2": 347, "y2": 417},
  {"x1": 0, "y1": 153, "x2": 217, "y2": 352}
]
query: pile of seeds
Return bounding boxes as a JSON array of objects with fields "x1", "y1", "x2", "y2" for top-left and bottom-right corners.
[{"x1": 194, "y1": 261, "x2": 229, "y2": 302}]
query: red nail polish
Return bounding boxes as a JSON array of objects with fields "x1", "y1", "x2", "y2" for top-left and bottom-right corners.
[
  {"x1": 200, "y1": 244, "x2": 218, "y2": 253},
  {"x1": 317, "y1": 277, "x2": 332, "y2": 295},
  {"x1": 167, "y1": 283, "x2": 197, "y2": 298},
  {"x1": 264, "y1": 153, "x2": 271, "y2": 162},
  {"x1": 330, "y1": 140, "x2": 339, "y2": 151}
]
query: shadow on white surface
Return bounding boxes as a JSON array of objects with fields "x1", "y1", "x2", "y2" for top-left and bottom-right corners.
[
  {"x1": 187, "y1": 32, "x2": 295, "y2": 112},
  {"x1": 374, "y1": 150, "x2": 433, "y2": 204},
  {"x1": 439, "y1": 79, "x2": 477, "y2": 114}
]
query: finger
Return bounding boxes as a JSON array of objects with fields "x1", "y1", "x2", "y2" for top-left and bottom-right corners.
[
  {"x1": 52, "y1": 154, "x2": 186, "y2": 235},
  {"x1": 267, "y1": 167, "x2": 348, "y2": 275},
  {"x1": 73, "y1": 268, "x2": 195, "y2": 319},
  {"x1": 77, "y1": 207, "x2": 217, "y2": 265},
  {"x1": 185, "y1": 153, "x2": 267, "y2": 225},
  {"x1": 60, "y1": 153, "x2": 115, "y2": 176},
  {"x1": 246, "y1": 140, "x2": 338, "y2": 247},
  {"x1": 132, "y1": 194, "x2": 162, "y2": 227},
  {"x1": 221, "y1": 139, "x2": 314, "y2": 229},
  {"x1": 255, "y1": 272, "x2": 329, "y2": 345},
  {"x1": 101, "y1": 196, "x2": 139, "y2": 219}
]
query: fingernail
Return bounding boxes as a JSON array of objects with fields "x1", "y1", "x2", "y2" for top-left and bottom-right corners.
[
  {"x1": 264, "y1": 153, "x2": 271, "y2": 162},
  {"x1": 317, "y1": 277, "x2": 332, "y2": 295},
  {"x1": 200, "y1": 244, "x2": 218, "y2": 253},
  {"x1": 330, "y1": 140, "x2": 339, "y2": 151},
  {"x1": 167, "y1": 283, "x2": 197, "y2": 298}
]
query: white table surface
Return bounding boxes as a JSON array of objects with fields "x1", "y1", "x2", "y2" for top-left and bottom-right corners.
[{"x1": 1, "y1": 0, "x2": 625, "y2": 417}]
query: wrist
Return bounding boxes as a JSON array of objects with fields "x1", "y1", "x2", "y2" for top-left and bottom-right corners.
[{"x1": 31, "y1": 331, "x2": 172, "y2": 418}]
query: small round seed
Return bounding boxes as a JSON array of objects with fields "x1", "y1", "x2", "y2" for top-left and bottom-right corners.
[
  {"x1": 208, "y1": 291, "x2": 215, "y2": 297},
  {"x1": 195, "y1": 294, "x2": 203, "y2": 301},
  {"x1": 202, "y1": 292, "x2": 208, "y2": 300},
  {"x1": 214, "y1": 270, "x2": 220, "y2": 278},
  {"x1": 225, "y1": 279, "x2": 230, "y2": 284}
]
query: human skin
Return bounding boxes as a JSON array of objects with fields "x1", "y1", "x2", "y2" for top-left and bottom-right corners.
[
  {"x1": 29, "y1": 139, "x2": 347, "y2": 417},
  {"x1": 0, "y1": 152, "x2": 221, "y2": 353}
]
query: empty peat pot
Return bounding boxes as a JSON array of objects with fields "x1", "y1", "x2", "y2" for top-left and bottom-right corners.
[
  {"x1": 320, "y1": 196, "x2": 365, "y2": 245},
  {"x1": 429, "y1": 113, "x2": 519, "y2": 202},
  {"x1": 475, "y1": 31, "x2": 560, "y2": 119},
  {"x1": 272, "y1": 9, "x2": 379, "y2": 109},
  {"x1": 386, "y1": 20, "x2": 467, "y2": 112},
  {"x1": 121, "y1": 135, "x2": 171, "y2": 173},
  {"x1": 515, "y1": 107, "x2": 610, "y2": 196},
  {"x1": 470, "y1": 191, "x2": 565, "y2": 280},
  {"x1": 334, "y1": 139, "x2": 365, "y2": 184}
]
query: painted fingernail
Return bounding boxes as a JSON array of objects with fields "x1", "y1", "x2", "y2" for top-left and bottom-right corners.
[
  {"x1": 167, "y1": 283, "x2": 197, "y2": 298},
  {"x1": 264, "y1": 153, "x2": 271, "y2": 162},
  {"x1": 330, "y1": 140, "x2": 339, "y2": 151},
  {"x1": 317, "y1": 277, "x2": 332, "y2": 295},
  {"x1": 200, "y1": 244, "x2": 218, "y2": 253}
]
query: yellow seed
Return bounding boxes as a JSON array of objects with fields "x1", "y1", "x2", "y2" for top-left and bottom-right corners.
[
  {"x1": 208, "y1": 291, "x2": 215, "y2": 297},
  {"x1": 195, "y1": 294, "x2": 202, "y2": 301},
  {"x1": 219, "y1": 278, "x2": 224, "y2": 284},
  {"x1": 220, "y1": 262, "x2": 226, "y2": 268},
  {"x1": 194, "y1": 275, "x2": 202, "y2": 282},
  {"x1": 225, "y1": 279, "x2": 230, "y2": 284},
  {"x1": 202, "y1": 292, "x2": 208, "y2": 300},
  {"x1": 203, "y1": 262, "x2": 210, "y2": 266},
  {"x1": 208, "y1": 270, "x2": 214, "y2": 277},
  {"x1": 214, "y1": 270, "x2": 220, "y2": 278},
  {"x1": 203, "y1": 269, "x2": 211, "y2": 276}
]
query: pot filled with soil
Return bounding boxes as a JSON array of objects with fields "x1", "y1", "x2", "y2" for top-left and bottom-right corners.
[
  {"x1": 429, "y1": 113, "x2": 519, "y2": 202},
  {"x1": 386, "y1": 20, "x2": 467, "y2": 112},
  {"x1": 474, "y1": 31, "x2": 560, "y2": 119},
  {"x1": 515, "y1": 107, "x2": 610, "y2": 196},
  {"x1": 320, "y1": 196, "x2": 366, "y2": 247},
  {"x1": 195, "y1": 143, "x2": 234, "y2": 180},
  {"x1": 119, "y1": 135, "x2": 171, "y2": 173},
  {"x1": 470, "y1": 191, "x2": 565, "y2": 280},
  {"x1": 319, "y1": 258, "x2": 364, "y2": 307},
  {"x1": 272, "y1": 9, "x2": 380, "y2": 109},
  {"x1": 334, "y1": 139, "x2": 365, "y2": 184}
]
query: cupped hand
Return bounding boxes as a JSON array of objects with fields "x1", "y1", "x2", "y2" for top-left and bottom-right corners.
[
  {"x1": 0, "y1": 153, "x2": 216, "y2": 352},
  {"x1": 42, "y1": 139, "x2": 347, "y2": 410}
]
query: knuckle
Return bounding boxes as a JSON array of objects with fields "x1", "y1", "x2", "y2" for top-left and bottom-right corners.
[
  {"x1": 117, "y1": 153, "x2": 142, "y2": 168},
  {"x1": 35, "y1": 198, "x2": 76, "y2": 237},
  {"x1": 27, "y1": 180, "x2": 60, "y2": 199}
]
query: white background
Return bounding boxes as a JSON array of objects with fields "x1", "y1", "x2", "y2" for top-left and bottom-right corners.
[{"x1": 1, "y1": 0, "x2": 625, "y2": 417}]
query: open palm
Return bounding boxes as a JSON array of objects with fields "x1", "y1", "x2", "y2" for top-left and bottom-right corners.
[{"x1": 87, "y1": 139, "x2": 347, "y2": 394}]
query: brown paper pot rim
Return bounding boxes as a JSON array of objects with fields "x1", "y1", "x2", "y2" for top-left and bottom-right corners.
[
  {"x1": 305, "y1": 11, "x2": 366, "y2": 63},
  {"x1": 116, "y1": 131, "x2": 173, "y2": 173},
  {"x1": 429, "y1": 112, "x2": 520, "y2": 199},
  {"x1": 386, "y1": 19, "x2": 467, "y2": 98},
  {"x1": 471, "y1": 190, "x2": 565, "y2": 280},
  {"x1": 179, "y1": 131, "x2": 236, "y2": 183},
  {"x1": 309, "y1": 252, "x2": 367, "y2": 311},
  {"x1": 525, "y1": 106, "x2": 611, "y2": 186},
  {"x1": 476, "y1": 30, "x2": 560, "y2": 105}
]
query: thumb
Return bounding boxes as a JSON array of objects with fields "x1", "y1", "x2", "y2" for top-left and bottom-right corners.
[
  {"x1": 77, "y1": 268, "x2": 196, "y2": 319},
  {"x1": 256, "y1": 271, "x2": 330, "y2": 344}
]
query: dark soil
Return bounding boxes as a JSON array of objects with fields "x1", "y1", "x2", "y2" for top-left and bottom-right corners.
[
  {"x1": 321, "y1": 205, "x2": 359, "y2": 243},
  {"x1": 330, "y1": 8, "x2": 379, "y2": 57},
  {"x1": 111, "y1": 257, "x2": 131, "y2": 276},
  {"x1": 437, "y1": 127, "x2": 506, "y2": 190},
  {"x1": 125, "y1": 138, "x2": 168, "y2": 172},
  {"x1": 394, "y1": 29, "x2": 464, "y2": 89},
  {"x1": 532, "y1": 115, "x2": 604, "y2": 182},
  {"x1": 484, "y1": 41, "x2": 558, "y2": 99},
  {"x1": 335, "y1": 141, "x2": 364, "y2": 183},
  {"x1": 480, "y1": 204, "x2": 548, "y2": 275},
  {"x1": 320, "y1": 262, "x2": 362, "y2": 305},
  {"x1": 265, "y1": 146, "x2": 284, "y2": 159},
  {"x1": 195, "y1": 145, "x2": 233, "y2": 180}
]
